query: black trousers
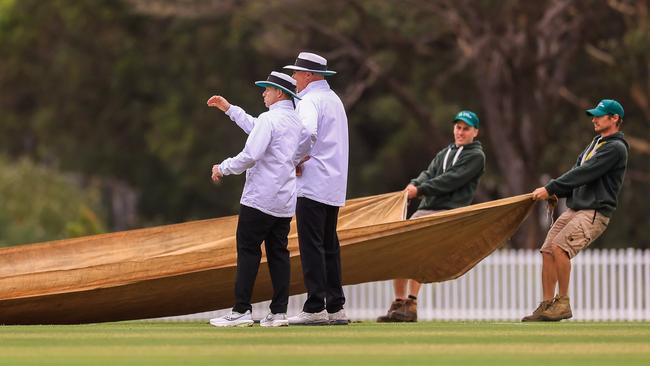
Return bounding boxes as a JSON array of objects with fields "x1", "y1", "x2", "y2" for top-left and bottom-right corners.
[
  {"x1": 233, "y1": 205, "x2": 291, "y2": 314},
  {"x1": 296, "y1": 197, "x2": 345, "y2": 313}
]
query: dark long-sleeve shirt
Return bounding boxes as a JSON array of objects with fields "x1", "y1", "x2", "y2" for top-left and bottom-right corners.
[
  {"x1": 411, "y1": 141, "x2": 485, "y2": 210},
  {"x1": 545, "y1": 132, "x2": 628, "y2": 217}
]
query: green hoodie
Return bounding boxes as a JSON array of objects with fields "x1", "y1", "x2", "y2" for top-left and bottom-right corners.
[
  {"x1": 411, "y1": 141, "x2": 485, "y2": 210},
  {"x1": 545, "y1": 132, "x2": 629, "y2": 217}
]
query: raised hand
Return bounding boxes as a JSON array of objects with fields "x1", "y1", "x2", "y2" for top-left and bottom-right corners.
[{"x1": 207, "y1": 95, "x2": 231, "y2": 112}]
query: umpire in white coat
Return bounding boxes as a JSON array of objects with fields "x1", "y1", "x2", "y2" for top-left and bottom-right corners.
[
  {"x1": 206, "y1": 71, "x2": 305, "y2": 328},
  {"x1": 284, "y1": 52, "x2": 350, "y2": 325}
]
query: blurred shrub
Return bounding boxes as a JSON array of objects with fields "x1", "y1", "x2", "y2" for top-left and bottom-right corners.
[{"x1": 0, "y1": 156, "x2": 106, "y2": 247}]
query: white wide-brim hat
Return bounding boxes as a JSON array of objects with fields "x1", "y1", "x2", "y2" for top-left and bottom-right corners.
[
  {"x1": 283, "y1": 52, "x2": 337, "y2": 76},
  {"x1": 254, "y1": 71, "x2": 301, "y2": 99}
]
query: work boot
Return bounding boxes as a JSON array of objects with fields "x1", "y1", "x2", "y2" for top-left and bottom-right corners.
[
  {"x1": 376, "y1": 299, "x2": 405, "y2": 323},
  {"x1": 391, "y1": 298, "x2": 418, "y2": 322},
  {"x1": 540, "y1": 295, "x2": 572, "y2": 321},
  {"x1": 521, "y1": 298, "x2": 555, "y2": 322}
]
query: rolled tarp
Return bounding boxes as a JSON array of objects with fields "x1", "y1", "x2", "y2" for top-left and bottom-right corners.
[{"x1": 0, "y1": 192, "x2": 533, "y2": 324}]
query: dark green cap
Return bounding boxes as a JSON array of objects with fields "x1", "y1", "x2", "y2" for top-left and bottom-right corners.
[
  {"x1": 453, "y1": 110, "x2": 480, "y2": 128},
  {"x1": 586, "y1": 99, "x2": 624, "y2": 118}
]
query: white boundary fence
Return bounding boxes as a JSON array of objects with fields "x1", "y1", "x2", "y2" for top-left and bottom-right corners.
[{"x1": 163, "y1": 248, "x2": 650, "y2": 322}]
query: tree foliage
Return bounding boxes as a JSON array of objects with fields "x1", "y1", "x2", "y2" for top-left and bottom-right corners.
[
  {"x1": 0, "y1": 156, "x2": 105, "y2": 246},
  {"x1": 0, "y1": 0, "x2": 648, "y2": 248}
]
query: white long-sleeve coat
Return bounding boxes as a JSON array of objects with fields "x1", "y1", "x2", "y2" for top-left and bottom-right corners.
[
  {"x1": 293, "y1": 80, "x2": 349, "y2": 207},
  {"x1": 219, "y1": 100, "x2": 304, "y2": 218}
]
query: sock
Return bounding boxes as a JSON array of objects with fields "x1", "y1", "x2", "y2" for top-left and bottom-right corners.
[{"x1": 408, "y1": 295, "x2": 417, "y2": 301}]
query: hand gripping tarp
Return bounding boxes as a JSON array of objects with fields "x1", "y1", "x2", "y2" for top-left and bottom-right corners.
[{"x1": 0, "y1": 192, "x2": 534, "y2": 324}]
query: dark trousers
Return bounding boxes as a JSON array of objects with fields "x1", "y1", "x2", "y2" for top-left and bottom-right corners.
[
  {"x1": 233, "y1": 205, "x2": 291, "y2": 314},
  {"x1": 296, "y1": 197, "x2": 345, "y2": 313}
]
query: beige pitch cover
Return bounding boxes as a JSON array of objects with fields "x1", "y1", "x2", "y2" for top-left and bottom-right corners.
[{"x1": 0, "y1": 192, "x2": 533, "y2": 324}]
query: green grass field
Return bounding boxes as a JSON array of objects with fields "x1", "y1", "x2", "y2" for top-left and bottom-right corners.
[{"x1": 1, "y1": 321, "x2": 649, "y2": 365}]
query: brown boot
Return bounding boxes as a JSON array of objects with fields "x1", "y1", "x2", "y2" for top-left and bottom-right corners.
[
  {"x1": 391, "y1": 298, "x2": 417, "y2": 322},
  {"x1": 521, "y1": 297, "x2": 555, "y2": 322},
  {"x1": 540, "y1": 295, "x2": 572, "y2": 321},
  {"x1": 376, "y1": 299, "x2": 405, "y2": 322}
]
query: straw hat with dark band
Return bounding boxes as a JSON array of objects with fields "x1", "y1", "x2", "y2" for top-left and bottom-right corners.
[
  {"x1": 254, "y1": 71, "x2": 300, "y2": 99},
  {"x1": 283, "y1": 52, "x2": 336, "y2": 76}
]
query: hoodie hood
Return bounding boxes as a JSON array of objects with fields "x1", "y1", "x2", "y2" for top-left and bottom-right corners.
[{"x1": 603, "y1": 131, "x2": 629, "y2": 150}]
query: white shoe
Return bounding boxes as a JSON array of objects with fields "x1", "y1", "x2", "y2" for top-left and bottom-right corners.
[
  {"x1": 209, "y1": 310, "x2": 254, "y2": 327},
  {"x1": 287, "y1": 310, "x2": 329, "y2": 325},
  {"x1": 328, "y1": 309, "x2": 349, "y2": 325},
  {"x1": 260, "y1": 312, "x2": 289, "y2": 327}
]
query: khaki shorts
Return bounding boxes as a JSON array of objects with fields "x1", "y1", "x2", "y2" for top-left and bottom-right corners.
[
  {"x1": 410, "y1": 209, "x2": 445, "y2": 220},
  {"x1": 540, "y1": 209, "x2": 609, "y2": 258}
]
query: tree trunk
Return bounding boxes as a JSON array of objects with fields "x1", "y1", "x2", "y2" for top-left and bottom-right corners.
[{"x1": 474, "y1": 51, "x2": 542, "y2": 249}]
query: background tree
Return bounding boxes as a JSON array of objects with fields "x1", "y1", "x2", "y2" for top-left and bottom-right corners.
[{"x1": 0, "y1": 0, "x2": 647, "y2": 248}]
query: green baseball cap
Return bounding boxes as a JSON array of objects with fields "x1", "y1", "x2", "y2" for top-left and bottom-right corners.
[
  {"x1": 586, "y1": 99, "x2": 624, "y2": 118},
  {"x1": 453, "y1": 110, "x2": 480, "y2": 128}
]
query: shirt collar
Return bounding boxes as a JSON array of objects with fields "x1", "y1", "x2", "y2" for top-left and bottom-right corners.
[
  {"x1": 269, "y1": 99, "x2": 294, "y2": 111},
  {"x1": 298, "y1": 79, "x2": 330, "y2": 98}
]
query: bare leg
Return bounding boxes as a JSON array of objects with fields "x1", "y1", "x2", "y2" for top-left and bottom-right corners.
[
  {"x1": 542, "y1": 252, "x2": 557, "y2": 301},
  {"x1": 408, "y1": 279, "x2": 421, "y2": 298},
  {"x1": 393, "y1": 279, "x2": 408, "y2": 299},
  {"x1": 552, "y1": 246, "x2": 571, "y2": 297}
]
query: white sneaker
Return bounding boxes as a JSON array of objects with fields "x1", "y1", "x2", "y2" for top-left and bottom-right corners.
[
  {"x1": 328, "y1": 309, "x2": 349, "y2": 325},
  {"x1": 209, "y1": 310, "x2": 254, "y2": 327},
  {"x1": 260, "y1": 312, "x2": 289, "y2": 327},
  {"x1": 287, "y1": 310, "x2": 329, "y2": 325}
]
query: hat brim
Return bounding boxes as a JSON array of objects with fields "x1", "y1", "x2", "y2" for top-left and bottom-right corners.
[
  {"x1": 585, "y1": 108, "x2": 607, "y2": 117},
  {"x1": 255, "y1": 81, "x2": 301, "y2": 99},
  {"x1": 453, "y1": 118, "x2": 479, "y2": 128},
  {"x1": 283, "y1": 65, "x2": 337, "y2": 76}
]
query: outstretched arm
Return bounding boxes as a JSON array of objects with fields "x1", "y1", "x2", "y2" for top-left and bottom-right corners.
[
  {"x1": 544, "y1": 142, "x2": 623, "y2": 197},
  {"x1": 207, "y1": 95, "x2": 257, "y2": 134}
]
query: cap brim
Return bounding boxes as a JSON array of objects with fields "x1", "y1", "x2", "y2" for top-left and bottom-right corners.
[
  {"x1": 585, "y1": 108, "x2": 607, "y2": 117},
  {"x1": 453, "y1": 118, "x2": 478, "y2": 128},
  {"x1": 283, "y1": 65, "x2": 337, "y2": 76},
  {"x1": 255, "y1": 81, "x2": 301, "y2": 99}
]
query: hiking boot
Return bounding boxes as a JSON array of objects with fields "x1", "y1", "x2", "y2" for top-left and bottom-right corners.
[
  {"x1": 260, "y1": 312, "x2": 289, "y2": 327},
  {"x1": 540, "y1": 295, "x2": 573, "y2": 321},
  {"x1": 391, "y1": 298, "x2": 417, "y2": 322},
  {"x1": 328, "y1": 309, "x2": 350, "y2": 325},
  {"x1": 209, "y1": 310, "x2": 254, "y2": 327},
  {"x1": 287, "y1": 310, "x2": 329, "y2": 325},
  {"x1": 376, "y1": 299, "x2": 405, "y2": 322},
  {"x1": 521, "y1": 298, "x2": 555, "y2": 322}
]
